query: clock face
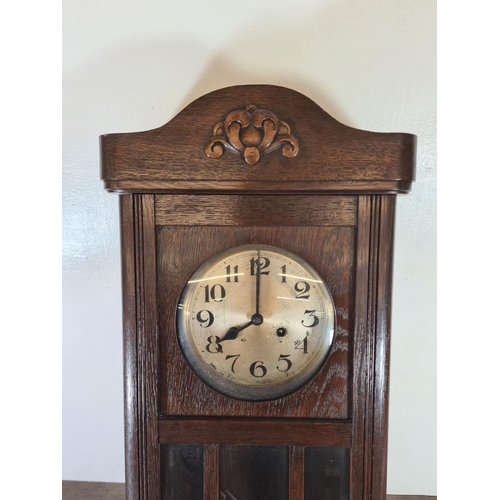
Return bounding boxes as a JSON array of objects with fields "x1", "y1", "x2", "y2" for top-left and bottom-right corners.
[{"x1": 176, "y1": 244, "x2": 335, "y2": 401}]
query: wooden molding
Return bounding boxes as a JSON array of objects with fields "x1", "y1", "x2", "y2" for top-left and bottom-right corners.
[
  {"x1": 61, "y1": 481, "x2": 435, "y2": 500},
  {"x1": 159, "y1": 419, "x2": 352, "y2": 448}
]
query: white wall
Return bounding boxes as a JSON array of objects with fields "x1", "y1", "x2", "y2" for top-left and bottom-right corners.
[{"x1": 62, "y1": 0, "x2": 436, "y2": 494}]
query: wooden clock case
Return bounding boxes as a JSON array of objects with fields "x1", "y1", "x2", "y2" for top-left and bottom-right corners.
[{"x1": 100, "y1": 84, "x2": 416, "y2": 500}]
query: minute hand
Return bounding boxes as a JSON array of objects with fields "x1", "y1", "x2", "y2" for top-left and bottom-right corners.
[{"x1": 255, "y1": 249, "x2": 261, "y2": 316}]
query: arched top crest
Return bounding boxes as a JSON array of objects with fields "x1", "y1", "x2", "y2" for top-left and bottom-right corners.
[{"x1": 100, "y1": 85, "x2": 415, "y2": 194}]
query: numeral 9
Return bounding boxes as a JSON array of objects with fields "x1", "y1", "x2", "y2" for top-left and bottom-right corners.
[{"x1": 196, "y1": 309, "x2": 214, "y2": 328}]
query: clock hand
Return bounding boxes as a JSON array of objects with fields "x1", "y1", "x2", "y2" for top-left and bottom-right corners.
[
  {"x1": 219, "y1": 312, "x2": 264, "y2": 342},
  {"x1": 219, "y1": 320, "x2": 253, "y2": 342},
  {"x1": 220, "y1": 249, "x2": 265, "y2": 343},
  {"x1": 255, "y1": 249, "x2": 261, "y2": 316}
]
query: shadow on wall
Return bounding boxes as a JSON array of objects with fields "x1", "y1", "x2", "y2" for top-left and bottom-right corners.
[
  {"x1": 62, "y1": 0, "x2": 401, "y2": 138},
  {"x1": 63, "y1": 41, "x2": 352, "y2": 137}
]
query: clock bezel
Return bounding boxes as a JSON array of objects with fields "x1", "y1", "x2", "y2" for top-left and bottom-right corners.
[{"x1": 175, "y1": 244, "x2": 336, "y2": 401}]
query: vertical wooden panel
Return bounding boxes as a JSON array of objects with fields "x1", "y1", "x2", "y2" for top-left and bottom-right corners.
[
  {"x1": 353, "y1": 195, "x2": 397, "y2": 500},
  {"x1": 351, "y1": 195, "x2": 371, "y2": 500},
  {"x1": 133, "y1": 195, "x2": 147, "y2": 500},
  {"x1": 119, "y1": 195, "x2": 140, "y2": 500},
  {"x1": 362, "y1": 195, "x2": 381, "y2": 500},
  {"x1": 203, "y1": 444, "x2": 219, "y2": 500},
  {"x1": 370, "y1": 195, "x2": 396, "y2": 499},
  {"x1": 124, "y1": 194, "x2": 159, "y2": 500},
  {"x1": 289, "y1": 446, "x2": 305, "y2": 500},
  {"x1": 141, "y1": 195, "x2": 160, "y2": 500}
]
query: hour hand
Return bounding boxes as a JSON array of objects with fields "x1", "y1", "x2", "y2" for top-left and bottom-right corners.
[
  {"x1": 219, "y1": 320, "x2": 253, "y2": 342},
  {"x1": 220, "y1": 312, "x2": 264, "y2": 342}
]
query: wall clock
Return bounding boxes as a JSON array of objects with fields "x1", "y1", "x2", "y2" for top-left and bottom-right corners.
[
  {"x1": 100, "y1": 84, "x2": 416, "y2": 500},
  {"x1": 176, "y1": 244, "x2": 336, "y2": 402}
]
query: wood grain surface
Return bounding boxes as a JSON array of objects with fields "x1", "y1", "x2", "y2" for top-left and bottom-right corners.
[
  {"x1": 101, "y1": 85, "x2": 416, "y2": 194},
  {"x1": 157, "y1": 224, "x2": 354, "y2": 420},
  {"x1": 159, "y1": 419, "x2": 352, "y2": 447},
  {"x1": 289, "y1": 446, "x2": 305, "y2": 500},
  {"x1": 120, "y1": 195, "x2": 160, "y2": 500},
  {"x1": 155, "y1": 194, "x2": 358, "y2": 226},
  {"x1": 104, "y1": 179, "x2": 413, "y2": 194},
  {"x1": 62, "y1": 481, "x2": 125, "y2": 500},
  {"x1": 203, "y1": 444, "x2": 219, "y2": 500},
  {"x1": 119, "y1": 196, "x2": 140, "y2": 500},
  {"x1": 62, "y1": 481, "x2": 435, "y2": 500}
]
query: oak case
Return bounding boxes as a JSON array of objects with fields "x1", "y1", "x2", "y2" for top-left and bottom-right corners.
[{"x1": 101, "y1": 84, "x2": 416, "y2": 500}]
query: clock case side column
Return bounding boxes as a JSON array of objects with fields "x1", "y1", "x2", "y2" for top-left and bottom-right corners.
[
  {"x1": 370, "y1": 194, "x2": 396, "y2": 500},
  {"x1": 354, "y1": 195, "x2": 396, "y2": 500},
  {"x1": 119, "y1": 194, "x2": 160, "y2": 500}
]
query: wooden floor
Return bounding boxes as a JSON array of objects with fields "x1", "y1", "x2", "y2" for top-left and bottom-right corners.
[{"x1": 62, "y1": 481, "x2": 436, "y2": 500}]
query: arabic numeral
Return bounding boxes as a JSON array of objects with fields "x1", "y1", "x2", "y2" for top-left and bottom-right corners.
[
  {"x1": 277, "y1": 354, "x2": 292, "y2": 372},
  {"x1": 206, "y1": 335, "x2": 223, "y2": 353},
  {"x1": 225, "y1": 264, "x2": 239, "y2": 283},
  {"x1": 196, "y1": 310, "x2": 214, "y2": 328},
  {"x1": 294, "y1": 336, "x2": 309, "y2": 353},
  {"x1": 294, "y1": 281, "x2": 311, "y2": 300},
  {"x1": 302, "y1": 309, "x2": 319, "y2": 328},
  {"x1": 204, "y1": 284, "x2": 226, "y2": 302},
  {"x1": 249, "y1": 360, "x2": 267, "y2": 378},
  {"x1": 225, "y1": 354, "x2": 241, "y2": 373},
  {"x1": 250, "y1": 257, "x2": 270, "y2": 276},
  {"x1": 281, "y1": 265, "x2": 287, "y2": 282}
]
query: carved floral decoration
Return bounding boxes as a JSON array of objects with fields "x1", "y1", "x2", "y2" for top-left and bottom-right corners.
[{"x1": 205, "y1": 105, "x2": 299, "y2": 165}]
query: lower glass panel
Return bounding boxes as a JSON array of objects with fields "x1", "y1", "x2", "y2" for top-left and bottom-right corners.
[
  {"x1": 160, "y1": 443, "x2": 204, "y2": 500},
  {"x1": 219, "y1": 445, "x2": 288, "y2": 500},
  {"x1": 304, "y1": 447, "x2": 350, "y2": 500}
]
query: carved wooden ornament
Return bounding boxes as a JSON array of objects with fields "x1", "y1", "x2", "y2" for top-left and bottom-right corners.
[{"x1": 205, "y1": 104, "x2": 299, "y2": 165}]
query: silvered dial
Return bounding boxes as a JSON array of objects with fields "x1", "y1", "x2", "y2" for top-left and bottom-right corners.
[{"x1": 176, "y1": 244, "x2": 335, "y2": 401}]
